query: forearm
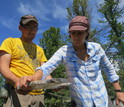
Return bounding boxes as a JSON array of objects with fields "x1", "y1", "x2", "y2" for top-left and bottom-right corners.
[
  {"x1": 0, "y1": 52, "x2": 19, "y2": 85},
  {"x1": 112, "y1": 80, "x2": 124, "y2": 105},
  {"x1": 0, "y1": 68, "x2": 19, "y2": 85},
  {"x1": 40, "y1": 61, "x2": 52, "y2": 80},
  {"x1": 45, "y1": 75, "x2": 52, "y2": 80},
  {"x1": 32, "y1": 69, "x2": 43, "y2": 81},
  {"x1": 112, "y1": 80, "x2": 121, "y2": 90}
]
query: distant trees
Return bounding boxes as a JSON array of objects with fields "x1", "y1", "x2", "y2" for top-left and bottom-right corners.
[
  {"x1": 39, "y1": 0, "x2": 124, "y2": 105},
  {"x1": 99, "y1": 0, "x2": 124, "y2": 56},
  {"x1": 39, "y1": 27, "x2": 68, "y2": 78},
  {"x1": 39, "y1": 27, "x2": 70, "y2": 106},
  {"x1": 98, "y1": 0, "x2": 124, "y2": 98},
  {"x1": 0, "y1": 0, "x2": 123, "y2": 106},
  {"x1": 0, "y1": 76, "x2": 4, "y2": 107},
  {"x1": 66, "y1": 0, "x2": 100, "y2": 42}
]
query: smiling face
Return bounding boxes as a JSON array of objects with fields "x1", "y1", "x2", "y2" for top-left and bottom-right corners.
[
  {"x1": 69, "y1": 30, "x2": 88, "y2": 46},
  {"x1": 19, "y1": 21, "x2": 38, "y2": 43}
]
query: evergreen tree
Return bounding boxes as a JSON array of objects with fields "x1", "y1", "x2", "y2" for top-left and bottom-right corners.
[
  {"x1": 39, "y1": 27, "x2": 70, "y2": 106},
  {"x1": 98, "y1": 0, "x2": 124, "y2": 99},
  {"x1": 66, "y1": 0, "x2": 100, "y2": 42},
  {"x1": 99, "y1": 0, "x2": 124, "y2": 55},
  {"x1": 38, "y1": 0, "x2": 124, "y2": 105},
  {"x1": 0, "y1": 75, "x2": 4, "y2": 107}
]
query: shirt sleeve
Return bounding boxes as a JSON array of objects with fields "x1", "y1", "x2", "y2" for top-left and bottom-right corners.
[
  {"x1": 0, "y1": 38, "x2": 14, "y2": 55},
  {"x1": 99, "y1": 45, "x2": 119, "y2": 83},
  {"x1": 36, "y1": 46, "x2": 64, "y2": 80}
]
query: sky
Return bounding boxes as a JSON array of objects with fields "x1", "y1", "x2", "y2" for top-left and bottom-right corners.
[
  {"x1": 0, "y1": 0, "x2": 73, "y2": 45},
  {"x1": 0, "y1": 0, "x2": 124, "y2": 46},
  {"x1": 0, "y1": 0, "x2": 99, "y2": 46}
]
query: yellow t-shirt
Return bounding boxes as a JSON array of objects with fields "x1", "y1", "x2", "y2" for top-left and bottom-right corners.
[{"x1": 0, "y1": 37, "x2": 47, "y2": 95}]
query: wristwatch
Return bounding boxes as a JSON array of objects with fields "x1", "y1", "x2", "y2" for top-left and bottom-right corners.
[{"x1": 115, "y1": 89, "x2": 123, "y2": 92}]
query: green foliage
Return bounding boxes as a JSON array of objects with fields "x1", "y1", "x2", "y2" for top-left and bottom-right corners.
[
  {"x1": 39, "y1": 27, "x2": 69, "y2": 78},
  {"x1": 102, "y1": 71, "x2": 114, "y2": 99},
  {"x1": 44, "y1": 88, "x2": 71, "y2": 107},
  {"x1": 38, "y1": 0, "x2": 124, "y2": 105},
  {"x1": 118, "y1": 70, "x2": 124, "y2": 91},
  {"x1": 67, "y1": 0, "x2": 89, "y2": 20},
  {"x1": 39, "y1": 27, "x2": 70, "y2": 106},
  {"x1": 98, "y1": 0, "x2": 124, "y2": 99},
  {"x1": 0, "y1": 75, "x2": 4, "y2": 107},
  {"x1": 102, "y1": 69, "x2": 124, "y2": 100},
  {"x1": 66, "y1": 0, "x2": 100, "y2": 42},
  {"x1": 39, "y1": 27, "x2": 68, "y2": 59},
  {"x1": 98, "y1": 0, "x2": 124, "y2": 55}
]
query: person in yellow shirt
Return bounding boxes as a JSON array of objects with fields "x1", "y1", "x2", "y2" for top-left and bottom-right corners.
[{"x1": 0, "y1": 15, "x2": 51, "y2": 107}]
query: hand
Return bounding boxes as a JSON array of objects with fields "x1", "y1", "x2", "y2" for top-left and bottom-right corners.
[
  {"x1": 15, "y1": 76, "x2": 33, "y2": 95},
  {"x1": 116, "y1": 92, "x2": 124, "y2": 107}
]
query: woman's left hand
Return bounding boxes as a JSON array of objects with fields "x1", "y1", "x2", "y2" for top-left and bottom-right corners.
[{"x1": 116, "y1": 92, "x2": 124, "y2": 107}]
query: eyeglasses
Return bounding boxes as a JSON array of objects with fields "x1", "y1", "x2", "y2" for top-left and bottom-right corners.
[
  {"x1": 22, "y1": 25, "x2": 38, "y2": 31},
  {"x1": 70, "y1": 31, "x2": 86, "y2": 35}
]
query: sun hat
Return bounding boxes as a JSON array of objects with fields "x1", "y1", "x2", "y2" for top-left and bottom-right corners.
[
  {"x1": 20, "y1": 15, "x2": 38, "y2": 25},
  {"x1": 69, "y1": 16, "x2": 89, "y2": 31}
]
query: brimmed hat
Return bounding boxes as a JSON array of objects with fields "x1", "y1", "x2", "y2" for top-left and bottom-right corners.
[
  {"x1": 69, "y1": 16, "x2": 89, "y2": 31},
  {"x1": 20, "y1": 15, "x2": 38, "y2": 25}
]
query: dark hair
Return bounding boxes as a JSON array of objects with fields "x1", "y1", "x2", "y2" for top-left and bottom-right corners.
[
  {"x1": 86, "y1": 30, "x2": 89, "y2": 40},
  {"x1": 69, "y1": 30, "x2": 89, "y2": 40},
  {"x1": 20, "y1": 21, "x2": 24, "y2": 26}
]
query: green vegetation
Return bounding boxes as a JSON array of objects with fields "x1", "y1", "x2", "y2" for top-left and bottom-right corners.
[{"x1": 0, "y1": 0, "x2": 123, "y2": 106}]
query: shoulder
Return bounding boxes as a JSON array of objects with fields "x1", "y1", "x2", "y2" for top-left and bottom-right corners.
[
  {"x1": 5, "y1": 37, "x2": 19, "y2": 40},
  {"x1": 1, "y1": 37, "x2": 20, "y2": 45},
  {"x1": 87, "y1": 42, "x2": 102, "y2": 50},
  {"x1": 60, "y1": 45, "x2": 68, "y2": 49},
  {"x1": 58, "y1": 45, "x2": 72, "y2": 51},
  {"x1": 0, "y1": 38, "x2": 19, "y2": 54},
  {"x1": 35, "y1": 44, "x2": 44, "y2": 52},
  {"x1": 87, "y1": 42, "x2": 105, "y2": 56},
  {"x1": 3, "y1": 37, "x2": 19, "y2": 42},
  {"x1": 36, "y1": 44, "x2": 42, "y2": 49},
  {"x1": 55, "y1": 45, "x2": 75, "y2": 57},
  {"x1": 87, "y1": 42, "x2": 101, "y2": 46}
]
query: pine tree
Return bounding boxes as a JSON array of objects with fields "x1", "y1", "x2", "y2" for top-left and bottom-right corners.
[
  {"x1": 98, "y1": 0, "x2": 124, "y2": 99},
  {"x1": 39, "y1": 27, "x2": 70, "y2": 106}
]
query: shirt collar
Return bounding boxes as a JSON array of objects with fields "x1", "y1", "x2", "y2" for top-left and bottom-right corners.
[
  {"x1": 86, "y1": 42, "x2": 96, "y2": 57},
  {"x1": 69, "y1": 42, "x2": 96, "y2": 57}
]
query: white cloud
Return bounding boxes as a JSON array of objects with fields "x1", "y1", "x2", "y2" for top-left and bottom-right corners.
[
  {"x1": 17, "y1": 0, "x2": 51, "y2": 22},
  {"x1": 17, "y1": 0, "x2": 71, "y2": 22},
  {"x1": 52, "y1": 3, "x2": 67, "y2": 19},
  {"x1": 1, "y1": 18, "x2": 17, "y2": 30},
  {"x1": 120, "y1": 0, "x2": 124, "y2": 6},
  {"x1": 17, "y1": 0, "x2": 72, "y2": 34},
  {"x1": 18, "y1": 3, "x2": 31, "y2": 14},
  {"x1": 96, "y1": 0, "x2": 104, "y2": 5},
  {"x1": 0, "y1": 0, "x2": 72, "y2": 34},
  {"x1": 52, "y1": 0, "x2": 71, "y2": 20}
]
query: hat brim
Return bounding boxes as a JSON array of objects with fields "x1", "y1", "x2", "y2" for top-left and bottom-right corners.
[
  {"x1": 69, "y1": 26, "x2": 87, "y2": 32},
  {"x1": 22, "y1": 19, "x2": 38, "y2": 25}
]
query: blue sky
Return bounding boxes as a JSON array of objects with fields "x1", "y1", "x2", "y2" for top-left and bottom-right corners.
[
  {"x1": 0, "y1": 0, "x2": 123, "y2": 45},
  {"x1": 0, "y1": 0, "x2": 73, "y2": 45}
]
